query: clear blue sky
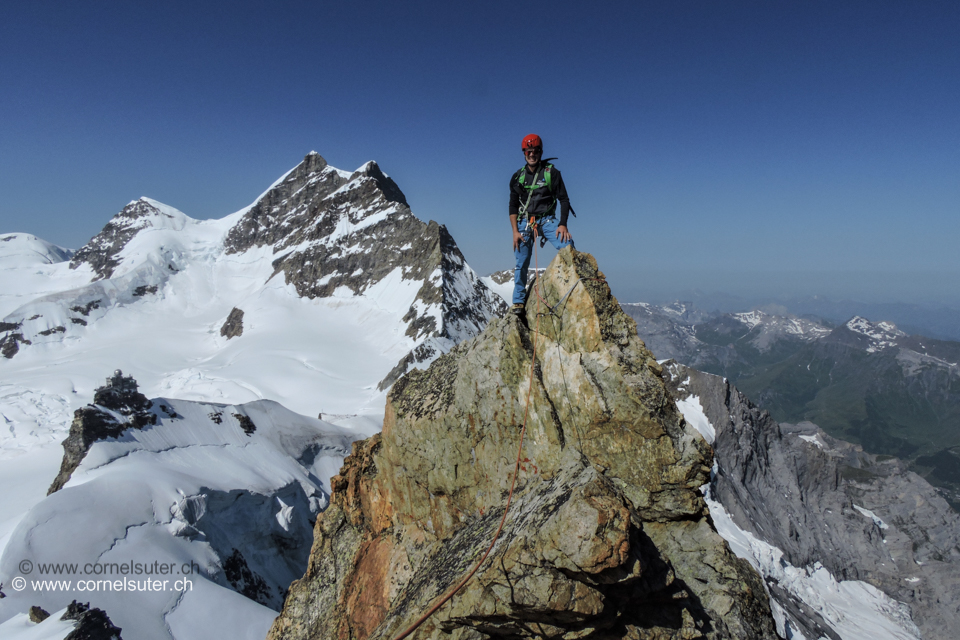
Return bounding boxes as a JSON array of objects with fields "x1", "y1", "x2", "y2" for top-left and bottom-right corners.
[{"x1": 2, "y1": 1, "x2": 958, "y2": 305}]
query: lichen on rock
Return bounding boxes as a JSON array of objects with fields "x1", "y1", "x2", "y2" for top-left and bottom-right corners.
[{"x1": 269, "y1": 248, "x2": 779, "y2": 640}]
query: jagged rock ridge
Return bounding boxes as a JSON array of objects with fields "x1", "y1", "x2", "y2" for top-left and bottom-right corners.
[{"x1": 269, "y1": 249, "x2": 778, "y2": 640}]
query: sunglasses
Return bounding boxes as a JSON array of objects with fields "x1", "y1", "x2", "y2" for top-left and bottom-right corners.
[{"x1": 524, "y1": 147, "x2": 542, "y2": 154}]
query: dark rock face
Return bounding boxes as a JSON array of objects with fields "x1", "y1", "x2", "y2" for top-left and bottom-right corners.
[
  {"x1": 232, "y1": 412, "x2": 256, "y2": 435},
  {"x1": 60, "y1": 600, "x2": 123, "y2": 640},
  {"x1": 269, "y1": 250, "x2": 778, "y2": 640},
  {"x1": 220, "y1": 307, "x2": 244, "y2": 339},
  {"x1": 665, "y1": 362, "x2": 960, "y2": 640},
  {"x1": 0, "y1": 330, "x2": 29, "y2": 359},
  {"x1": 0, "y1": 321, "x2": 29, "y2": 358},
  {"x1": 38, "y1": 326, "x2": 66, "y2": 336},
  {"x1": 223, "y1": 549, "x2": 271, "y2": 606},
  {"x1": 48, "y1": 370, "x2": 156, "y2": 494},
  {"x1": 70, "y1": 199, "x2": 177, "y2": 280}
]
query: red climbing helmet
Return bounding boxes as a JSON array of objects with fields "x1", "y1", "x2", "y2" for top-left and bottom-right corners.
[{"x1": 521, "y1": 134, "x2": 542, "y2": 151}]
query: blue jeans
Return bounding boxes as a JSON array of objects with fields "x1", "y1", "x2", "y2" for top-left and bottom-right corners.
[{"x1": 513, "y1": 216, "x2": 574, "y2": 304}]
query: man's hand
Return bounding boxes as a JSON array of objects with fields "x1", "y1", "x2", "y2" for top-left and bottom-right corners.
[
  {"x1": 556, "y1": 225, "x2": 571, "y2": 243},
  {"x1": 512, "y1": 229, "x2": 523, "y2": 251}
]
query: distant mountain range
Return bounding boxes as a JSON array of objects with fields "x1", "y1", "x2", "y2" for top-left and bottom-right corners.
[
  {"x1": 644, "y1": 290, "x2": 960, "y2": 342},
  {"x1": 623, "y1": 301, "x2": 960, "y2": 509}
]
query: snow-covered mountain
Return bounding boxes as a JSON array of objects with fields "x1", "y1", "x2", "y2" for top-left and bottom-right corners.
[
  {"x1": 1, "y1": 371, "x2": 358, "y2": 640},
  {"x1": 836, "y1": 316, "x2": 909, "y2": 353},
  {"x1": 0, "y1": 153, "x2": 505, "y2": 639},
  {"x1": 1, "y1": 153, "x2": 505, "y2": 388},
  {"x1": 0, "y1": 234, "x2": 73, "y2": 268},
  {"x1": 480, "y1": 267, "x2": 544, "y2": 305}
]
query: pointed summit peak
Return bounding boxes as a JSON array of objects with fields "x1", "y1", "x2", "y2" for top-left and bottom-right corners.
[
  {"x1": 271, "y1": 248, "x2": 778, "y2": 640},
  {"x1": 299, "y1": 151, "x2": 328, "y2": 173},
  {"x1": 351, "y1": 160, "x2": 406, "y2": 206}
]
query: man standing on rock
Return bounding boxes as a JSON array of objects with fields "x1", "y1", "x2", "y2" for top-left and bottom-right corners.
[{"x1": 509, "y1": 134, "x2": 574, "y2": 315}]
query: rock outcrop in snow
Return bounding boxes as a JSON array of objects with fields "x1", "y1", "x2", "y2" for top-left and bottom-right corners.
[
  {"x1": 220, "y1": 307, "x2": 244, "y2": 339},
  {"x1": 268, "y1": 249, "x2": 778, "y2": 640},
  {"x1": 0, "y1": 600, "x2": 123, "y2": 640},
  {"x1": 48, "y1": 370, "x2": 156, "y2": 494}
]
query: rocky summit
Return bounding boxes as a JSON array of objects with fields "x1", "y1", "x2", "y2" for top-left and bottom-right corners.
[{"x1": 268, "y1": 248, "x2": 778, "y2": 640}]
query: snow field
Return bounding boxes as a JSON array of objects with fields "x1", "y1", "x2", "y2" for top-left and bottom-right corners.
[{"x1": 0, "y1": 397, "x2": 364, "y2": 640}]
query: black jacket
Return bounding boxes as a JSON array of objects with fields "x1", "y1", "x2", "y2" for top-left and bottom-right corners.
[{"x1": 509, "y1": 162, "x2": 571, "y2": 226}]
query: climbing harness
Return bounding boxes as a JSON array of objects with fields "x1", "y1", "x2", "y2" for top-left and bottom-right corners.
[
  {"x1": 516, "y1": 165, "x2": 545, "y2": 219},
  {"x1": 516, "y1": 161, "x2": 558, "y2": 222}
]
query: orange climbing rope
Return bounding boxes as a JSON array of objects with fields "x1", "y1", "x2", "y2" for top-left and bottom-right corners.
[{"x1": 391, "y1": 224, "x2": 547, "y2": 640}]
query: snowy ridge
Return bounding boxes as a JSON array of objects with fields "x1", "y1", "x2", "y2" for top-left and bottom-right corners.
[
  {"x1": 732, "y1": 310, "x2": 765, "y2": 330},
  {"x1": 731, "y1": 310, "x2": 832, "y2": 341},
  {"x1": 0, "y1": 234, "x2": 73, "y2": 267},
  {"x1": 846, "y1": 316, "x2": 907, "y2": 352},
  {"x1": 621, "y1": 300, "x2": 714, "y2": 326},
  {"x1": 658, "y1": 301, "x2": 703, "y2": 323},
  {"x1": 0, "y1": 606, "x2": 78, "y2": 640},
  {"x1": 480, "y1": 268, "x2": 547, "y2": 306}
]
